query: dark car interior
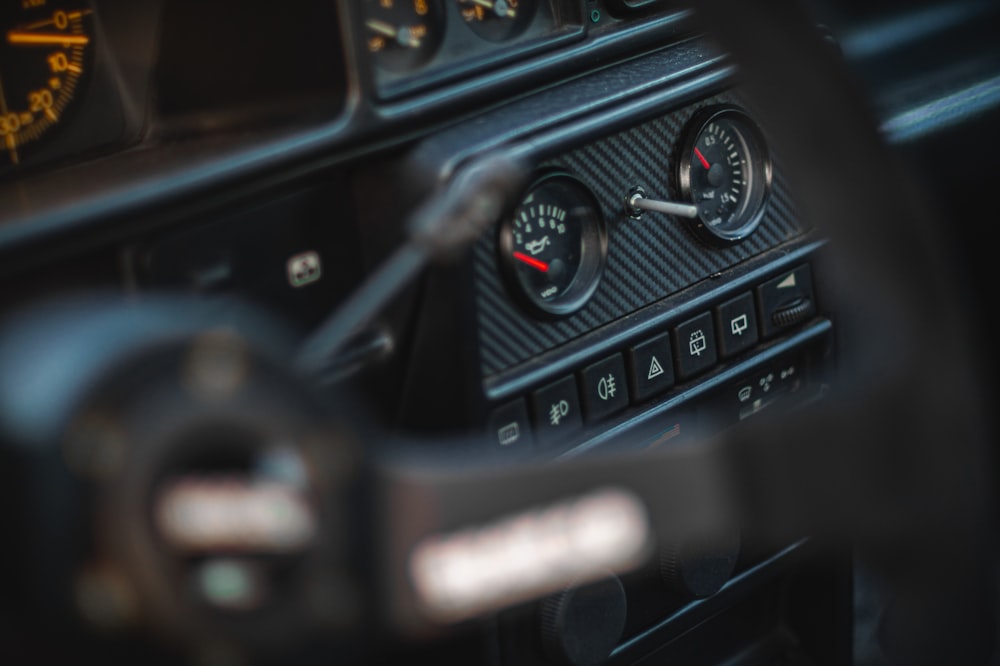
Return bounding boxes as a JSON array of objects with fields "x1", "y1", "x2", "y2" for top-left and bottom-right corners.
[{"x1": 2, "y1": 1, "x2": 999, "y2": 665}]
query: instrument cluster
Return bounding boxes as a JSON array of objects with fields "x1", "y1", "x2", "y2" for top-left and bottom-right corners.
[{"x1": 0, "y1": 0, "x2": 682, "y2": 185}]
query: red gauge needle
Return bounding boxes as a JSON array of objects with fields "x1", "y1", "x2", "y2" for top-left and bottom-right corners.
[
  {"x1": 513, "y1": 251, "x2": 549, "y2": 273},
  {"x1": 694, "y1": 147, "x2": 711, "y2": 170}
]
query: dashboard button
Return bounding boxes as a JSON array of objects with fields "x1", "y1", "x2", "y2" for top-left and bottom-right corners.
[
  {"x1": 673, "y1": 312, "x2": 718, "y2": 380},
  {"x1": 627, "y1": 332, "x2": 674, "y2": 403},
  {"x1": 531, "y1": 376, "x2": 583, "y2": 445},
  {"x1": 580, "y1": 354, "x2": 629, "y2": 422},
  {"x1": 487, "y1": 399, "x2": 533, "y2": 454},
  {"x1": 757, "y1": 264, "x2": 816, "y2": 338},
  {"x1": 715, "y1": 292, "x2": 759, "y2": 358}
]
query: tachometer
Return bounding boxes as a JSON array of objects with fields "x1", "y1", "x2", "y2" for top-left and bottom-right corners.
[
  {"x1": 499, "y1": 172, "x2": 607, "y2": 318},
  {"x1": 0, "y1": 1, "x2": 93, "y2": 168}
]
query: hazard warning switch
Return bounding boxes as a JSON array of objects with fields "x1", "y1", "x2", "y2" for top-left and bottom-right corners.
[{"x1": 626, "y1": 331, "x2": 675, "y2": 403}]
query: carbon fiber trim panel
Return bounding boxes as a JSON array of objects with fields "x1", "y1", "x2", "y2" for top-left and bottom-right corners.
[{"x1": 475, "y1": 93, "x2": 808, "y2": 377}]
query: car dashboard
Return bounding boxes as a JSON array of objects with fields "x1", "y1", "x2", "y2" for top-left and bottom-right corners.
[{"x1": 1, "y1": 1, "x2": 999, "y2": 665}]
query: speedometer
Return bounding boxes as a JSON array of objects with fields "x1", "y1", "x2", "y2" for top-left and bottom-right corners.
[{"x1": 0, "y1": 1, "x2": 93, "y2": 168}]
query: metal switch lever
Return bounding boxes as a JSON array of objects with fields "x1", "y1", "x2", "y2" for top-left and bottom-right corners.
[{"x1": 626, "y1": 185, "x2": 699, "y2": 220}]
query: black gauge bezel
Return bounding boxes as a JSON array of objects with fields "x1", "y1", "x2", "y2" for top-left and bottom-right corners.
[
  {"x1": 498, "y1": 171, "x2": 608, "y2": 319},
  {"x1": 676, "y1": 105, "x2": 773, "y2": 246}
]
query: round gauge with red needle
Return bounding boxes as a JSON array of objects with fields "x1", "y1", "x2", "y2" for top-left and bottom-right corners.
[
  {"x1": 499, "y1": 172, "x2": 607, "y2": 317},
  {"x1": 677, "y1": 106, "x2": 772, "y2": 245}
]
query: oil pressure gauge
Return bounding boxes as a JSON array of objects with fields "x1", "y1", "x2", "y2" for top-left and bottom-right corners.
[
  {"x1": 499, "y1": 172, "x2": 606, "y2": 318},
  {"x1": 677, "y1": 106, "x2": 772, "y2": 245}
]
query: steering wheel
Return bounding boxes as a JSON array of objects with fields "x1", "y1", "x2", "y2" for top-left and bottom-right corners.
[{"x1": 0, "y1": 1, "x2": 996, "y2": 665}]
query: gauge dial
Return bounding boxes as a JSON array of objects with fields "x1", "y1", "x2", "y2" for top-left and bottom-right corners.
[
  {"x1": 499, "y1": 172, "x2": 606, "y2": 318},
  {"x1": 364, "y1": 0, "x2": 444, "y2": 73},
  {"x1": 0, "y1": 2, "x2": 93, "y2": 168},
  {"x1": 677, "y1": 106, "x2": 772, "y2": 245},
  {"x1": 457, "y1": 0, "x2": 535, "y2": 42}
]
